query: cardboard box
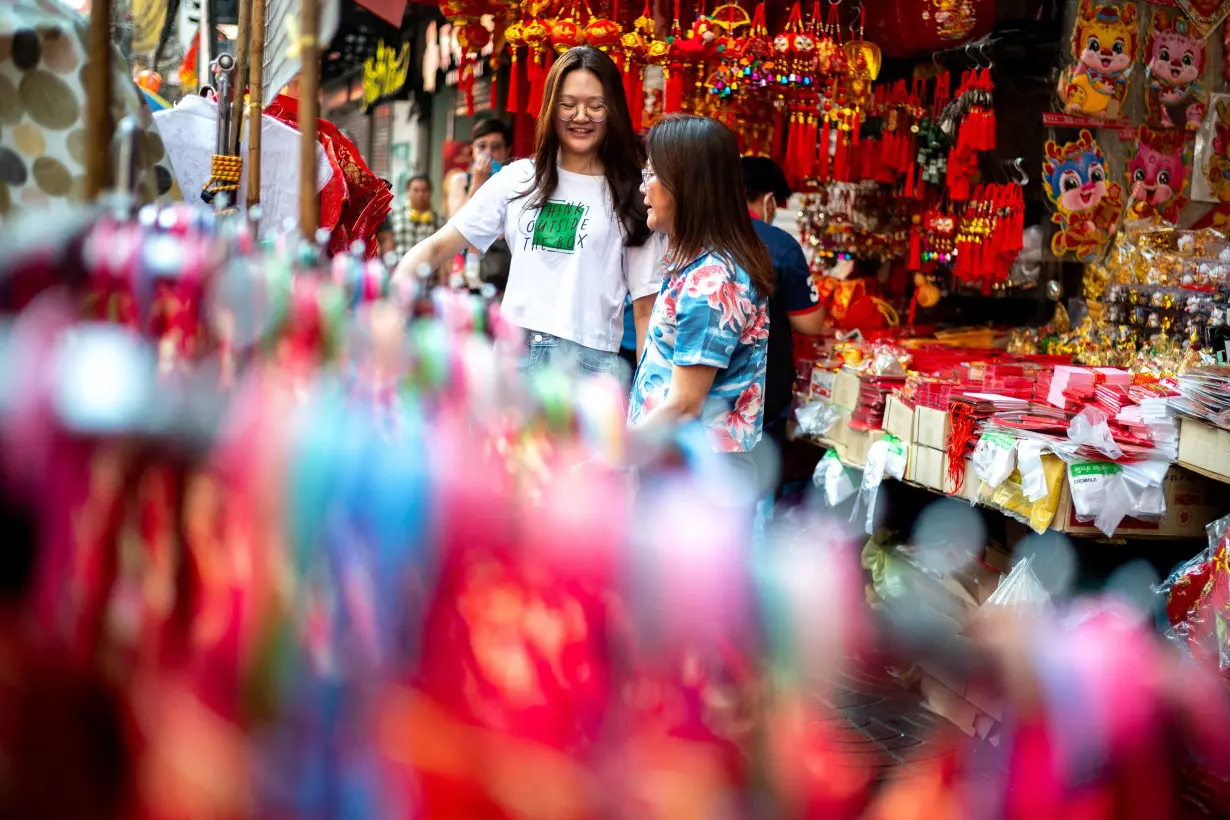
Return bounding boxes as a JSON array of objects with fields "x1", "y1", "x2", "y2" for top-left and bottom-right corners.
[
  {"x1": 1051, "y1": 464, "x2": 1225, "y2": 538},
  {"x1": 909, "y1": 445, "x2": 946, "y2": 490},
  {"x1": 1178, "y1": 417, "x2": 1230, "y2": 481},
  {"x1": 907, "y1": 446, "x2": 982, "y2": 501},
  {"x1": 843, "y1": 428, "x2": 886, "y2": 468},
  {"x1": 831, "y1": 367, "x2": 861, "y2": 411},
  {"x1": 913, "y1": 405, "x2": 952, "y2": 450},
  {"x1": 883, "y1": 394, "x2": 915, "y2": 443}
]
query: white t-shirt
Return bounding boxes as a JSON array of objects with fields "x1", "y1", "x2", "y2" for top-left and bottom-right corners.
[{"x1": 449, "y1": 159, "x2": 666, "y2": 352}]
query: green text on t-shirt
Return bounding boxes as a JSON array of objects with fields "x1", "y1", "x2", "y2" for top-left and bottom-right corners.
[{"x1": 529, "y1": 200, "x2": 590, "y2": 253}]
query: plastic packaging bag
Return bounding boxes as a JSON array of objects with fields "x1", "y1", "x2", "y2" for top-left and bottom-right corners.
[
  {"x1": 795, "y1": 401, "x2": 843, "y2": 438},
  {"x1": 972, "y1": 430, "x2": 1017, "y2": 489},
  {"x1": 1068, "y1": 458, "x2": 1168, "y2": 537},
  {"x1": 1016, "y1": 441, "x2": 1049, "y2": 501},
  {"x1": 982, "y1": 554, "x2": 1053, "y2": 615},
  {"x1": 1067, "y1": 407, "x2": 1124, "y2": 460},
  {"x1": 853, "y1": 437, "x2": 907, "y2": 534},
  {"x1": 812, "y1": 449, "x2": 860, "y2": 507}
]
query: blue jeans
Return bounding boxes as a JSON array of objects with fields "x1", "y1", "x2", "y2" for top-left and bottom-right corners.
[{"x1": 523, "y1": 331, "x2": 628, "y2": 382}]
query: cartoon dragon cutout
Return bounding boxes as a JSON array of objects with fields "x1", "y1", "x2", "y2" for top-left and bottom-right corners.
[
  {"x1": 1057, "y1": 0, "x2": 1137, "y2": 120},
  {"x1": 1143, "y1": 10, "x2": 1208, "y2": 131},
  {"x1": 1126, "y1": 127, "x2": 1191, "y2": 224},
  {"x1": 1043, "y1": 129, "x2": 1123, "y2": 261}
]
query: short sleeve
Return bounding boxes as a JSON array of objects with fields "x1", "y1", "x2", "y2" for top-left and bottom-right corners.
[
  {"x1": 449, "y1": 162, "x2": 520, "y2": 252},
  {"x1": 777, "y1": 239, "x2": 822, "y2": 315},
  {"x1": 623, "y1": 231, "x2": 667, "y2": 300},
  {"x1": 673, "y1": 261, "x2": 750, "y2": 369}
]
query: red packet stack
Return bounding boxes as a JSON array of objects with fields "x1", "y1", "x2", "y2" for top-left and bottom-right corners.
[
  {"x1": 1046, "y1": 366, "x2": 1097, "y2": 411},
  {"x1": 850, "y1": 376, "x2": 907, "y2": 431}
]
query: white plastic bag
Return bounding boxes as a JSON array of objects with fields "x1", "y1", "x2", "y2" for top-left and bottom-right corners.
[
  {"x1": 1016, "y1": 441, "x2": 1049, "y2": 501},
  {"x1": 972, "y1": 430, "x2": 1017, "y2": 489},
  {"x1": 1067, "y1": 460, "x2": 1120, "y2": 523},
  {"x1": 813, "y1": 449, "x2": 860, "y2": 507},
  {"x1": 853, "y1": 437, "x2": 908, "y2": 533},
  {"x1": 1067, "y1": 407, "x2": 1124, "y2": 460},
  {"x1": 795, "y1": 401, "x2": 843, "y2": 438}
]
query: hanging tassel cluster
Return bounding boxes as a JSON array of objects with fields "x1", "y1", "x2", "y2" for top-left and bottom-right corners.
[
  {"x1": 944, "y1": 67, "x2": 995, "y2": 201},
  {"x1": 953, "y1": 182, "x2": 1025, "y2": 294}
]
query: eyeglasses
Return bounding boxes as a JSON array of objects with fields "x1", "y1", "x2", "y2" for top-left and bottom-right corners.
[
  {"x1": 556, "y1": 101, "x2": 608, "y2": 123},
  {"x1": 641, "y1": 167, "x2": 656, "y2": 186}
]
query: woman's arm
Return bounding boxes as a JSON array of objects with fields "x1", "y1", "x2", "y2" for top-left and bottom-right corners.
[
  {"x1": 393, "y1": 225, "x2": 470, "y2": 285},
  {"x1": 636, "y1": 364, "x2": 718, "y2": 430},
  {"x1": 632, "y1": 295, "x2": 655, "y2": 359}
]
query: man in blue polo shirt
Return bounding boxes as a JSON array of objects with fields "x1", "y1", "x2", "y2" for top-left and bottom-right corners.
[{"x1": 742, "y1": 156, "x2": 827, "y2": 449}]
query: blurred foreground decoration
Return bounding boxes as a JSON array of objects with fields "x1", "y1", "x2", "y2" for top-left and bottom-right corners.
[{"x1": 0, "y1": 205, "x2": 1227, "y2": 819}]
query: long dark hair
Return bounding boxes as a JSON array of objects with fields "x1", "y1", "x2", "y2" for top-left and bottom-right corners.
[
  {"x1": 520, "y1": 46, "x2": 651, "y2": 247},
  {"x1": 646, "y1": 115, "x2": 774, "y2": 298}
]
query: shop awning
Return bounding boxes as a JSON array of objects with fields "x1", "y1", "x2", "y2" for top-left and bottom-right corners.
[{"x1": 351, "y1": 0, "x2": 406, "y2": 26}]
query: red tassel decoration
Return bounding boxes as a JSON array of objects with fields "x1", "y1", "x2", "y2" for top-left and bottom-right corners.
[
  {"x1": 632, "y1": 68, "x2": 644, "y2": 132},
  {"x1": 507, "y1": 50, "x2": 522, "y2": 115},
  {"x1": 806, "y1": 115, "x2": 818, "y2": 178},
  {"x1": 909, "y1": 225, "x2": 921, "y2": 271},
  {"x1": 664, "y1": 67, "x2": 684, "y2": 113},
  {"x1": 834, "y1": 133, "x2": 848, "y2": 181},
  {"x1": 789, "y1": 113, "x2": 802, "y2": 175},
  {"x1": 818, "y1": 117, "x2": 830, "y2": 180},
  {"x1": 528, "y1": 54, "x2": 545, "y2": 115}
]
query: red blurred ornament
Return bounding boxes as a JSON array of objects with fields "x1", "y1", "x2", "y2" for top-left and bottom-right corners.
[{"x1": 866, "y1": 0, "x2": 993, "y2": 59}]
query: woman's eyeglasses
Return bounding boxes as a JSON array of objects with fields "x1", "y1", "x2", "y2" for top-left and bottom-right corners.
[
  {"x1": 641, "y1": 167, "x2": 656, "y2": 186},
  {"x1": 556, "y1": 101, "x2": 608, "y2": 123}
]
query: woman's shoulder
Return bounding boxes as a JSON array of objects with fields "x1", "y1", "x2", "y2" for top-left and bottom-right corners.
[
  {"x1": 689, "y1": 251, "x2": 752, "y2": 283},
  {"x1": 504, "y1": 158, "x2": 536, "y2": 178}
]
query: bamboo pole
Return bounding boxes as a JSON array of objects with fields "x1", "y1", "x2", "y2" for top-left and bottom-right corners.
[
  {"x1": 229, "y1": 0, "x2": 254, "y2": 157},
  {"x1": 84, "y1": 0, "x2": 114, "y2": 199},
  {"x1": 298, "y1": 0, "x2": 320, "y2": 237},
  {"x1": 246, "y1": 0, "x2": 266, "y2": 208}
]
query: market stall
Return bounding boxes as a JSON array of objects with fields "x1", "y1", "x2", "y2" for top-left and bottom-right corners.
[{"x1": 6, "y1": 0, "x2": 1230, "y2": 814}]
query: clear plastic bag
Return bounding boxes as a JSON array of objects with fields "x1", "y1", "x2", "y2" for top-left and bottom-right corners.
[
  {"x1": 852, "y1": 437, "x2": 907, "y2": 534},
  {"x1": 812, "y1": 449, "x2": 860, "y2": 507},
  {"x1": 982, "y1": 554, "x2": 1053, "y2": 614},
  {"x1": 1067, "y1": 407, "x2": 1124, "y2": 460},
  {"x1": 795, "y1": 401, "x2": 843, "y2": 438}
]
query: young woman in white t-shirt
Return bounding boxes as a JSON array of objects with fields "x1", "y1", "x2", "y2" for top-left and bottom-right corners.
[{"x1": 394, "y1": 46, "x2": 665, "y2": 376}]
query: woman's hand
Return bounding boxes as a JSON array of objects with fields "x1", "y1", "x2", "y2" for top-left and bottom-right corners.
[
  {"x1": 637, "y1": 364, "x2": 718, "y2": 432},
  {"x1": 392, "y1": 225, "x2": 469, "y2": 291}
]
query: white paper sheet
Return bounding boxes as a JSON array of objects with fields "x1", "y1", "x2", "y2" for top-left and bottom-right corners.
[{"x1": 154, "y1": 96, "x2": 333, "y2": 237}]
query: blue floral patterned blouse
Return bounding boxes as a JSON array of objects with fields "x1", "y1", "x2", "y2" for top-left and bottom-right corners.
[{"x1": 627, "y1": 250, "x2": 770, "y2": 453}]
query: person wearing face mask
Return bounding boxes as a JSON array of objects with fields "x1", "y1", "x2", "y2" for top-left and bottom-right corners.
[
  {"x1": 741, "y1": 156, "x2": 826, "y2": 454},
  {"x1": 395, "y1": 46, "x2": 665, "y2": 376},
  {"x1": 464, "y1": 118, "x2": 514, "y2": 293}
]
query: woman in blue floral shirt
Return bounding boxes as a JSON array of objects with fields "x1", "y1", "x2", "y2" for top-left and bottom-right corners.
[{"x1": 628, "y1": 115, "x2": 775, "y2": 460}]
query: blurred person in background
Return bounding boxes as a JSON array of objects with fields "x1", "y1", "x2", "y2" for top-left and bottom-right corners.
[
  {"x1": 463, "y1": 118, "x2": 513, "y2": 294},
  {"x1": 381, "y1": 174, "x2": 443, "y2": 264},
  {"x1": 630, "y1": 114, "x2": 774, "y2": 474},
  {"x1": 395, "y1": 46, "x2": 664, "y2": 376},
  {"x1": 440, "y1": 141, "x2": 473, "y2": 220},
  {"x1": 742, "y1": 157, "x2": 826, "y2": 490}
]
